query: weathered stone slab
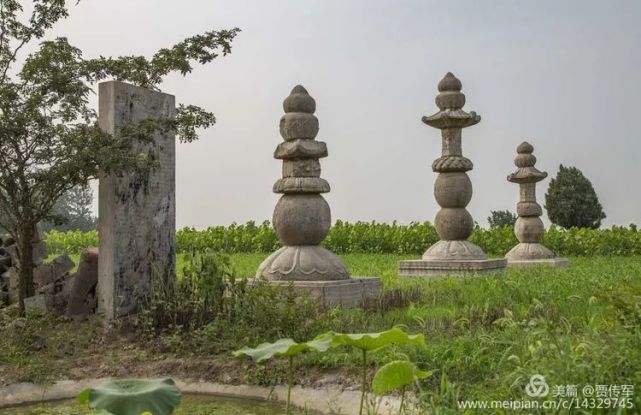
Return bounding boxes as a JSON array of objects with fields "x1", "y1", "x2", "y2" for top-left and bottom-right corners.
[
  {"x1": 67, "y1": 248, "x2": 99, "y2": 318},
  {"x1": 398, "y1": 258, "x2": 507, "y2": 277},
  {"x1": 33, "y1": 264, "x2": 54, "y2": 288},
  {"x1": 33, "y1": 255, "x2": 74, "y2": 288},
  {"x1": 24, "y1": 294, "x2": 48, "y2": 313},
  {"x1": 52, "y1": 255, "x2": 75, "y2": 275},
  {"x1": 4, "y1": 244, "x2": 18, "y2": 267},
  {"x1": 2, "y1": 267, "x2": 19, "y2": 303},
  {"x1": 507, "y1": 258, "x2": 570, "y2": 268},
  {"x1": 97, "y1": 81, "x2": 176, "y2": 320},
  {"x1": 32, "y1": 225, "x2": 47, "y2": 265},
  {"x1": 255, "y1": 277, "x2": 382, "y2": 308}
]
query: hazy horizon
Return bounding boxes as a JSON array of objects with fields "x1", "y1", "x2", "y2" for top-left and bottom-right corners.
[{"x1": 28, "y1": 0, "x2": 641, "y2": 229}]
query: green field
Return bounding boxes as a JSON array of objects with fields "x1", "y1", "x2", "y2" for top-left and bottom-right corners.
[{"x1": 7, "y1": 254, "x2": 641, "y2": 413}]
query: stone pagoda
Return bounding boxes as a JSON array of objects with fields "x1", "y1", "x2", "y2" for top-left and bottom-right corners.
[
  {"x1": 505, "y1": 142, "x2": 569, "y2": 267},
  {"x1": 257, "y1": 85, "x2": 381, "y2": 306},
  {"x1": 398, "y1": 73, "x2": 507, "y2": 277}
]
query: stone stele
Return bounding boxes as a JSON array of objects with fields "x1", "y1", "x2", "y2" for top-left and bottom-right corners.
[
  {"x1": 398, "y1": 73, "x2": 507, "y2": 277},
  {"x1": 256, "y1": 85, "x2": 381, "y2": 306},
  {"x1": 97, "y1": 81, "x2": 176, "y2": 320},
  {"x1": 505, "y1": 142, "x2": 569, "y2": 267}
]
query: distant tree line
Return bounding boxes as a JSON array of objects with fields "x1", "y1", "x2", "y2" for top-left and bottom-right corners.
[{"x1": 41, "y1": 186, "x2": 97, "y2": 232}]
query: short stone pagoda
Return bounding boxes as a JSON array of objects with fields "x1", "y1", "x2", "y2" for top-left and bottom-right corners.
[
  {"x1": 398, "y1": 73, "x2": 507, "y2": 277},
  {"x1": 257, "y1": 85, "x2": 381, "y2": 306},
  {"x1": 505, "y1": 142, "x2": 569, "y2": 267}
]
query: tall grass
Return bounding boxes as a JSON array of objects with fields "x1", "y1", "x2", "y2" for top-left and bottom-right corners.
[{"x1": 300, "y1": 256, "x2": 641, "y2": 412}]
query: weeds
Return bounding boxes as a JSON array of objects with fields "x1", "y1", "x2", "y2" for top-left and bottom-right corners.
[{"x1": 2, "y1": 256, "x2": 640, "y2": 413}]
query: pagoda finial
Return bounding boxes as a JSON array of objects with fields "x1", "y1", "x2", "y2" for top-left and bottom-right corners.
[
  {"x1": 438, "y1": 72, "x2": 462, "y2": 91},
  {"x1": 508, "y1": 141, "x2": 547, "y2": 183},
  {"x1": 283, "y1": 84, "x2": 316, "y2": 114},
  {"x1": 435, "y1": 72, "x2": 465, "y2": 110}
]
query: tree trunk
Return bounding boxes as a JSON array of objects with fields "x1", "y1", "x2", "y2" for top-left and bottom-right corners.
[{"x1": 17, "y1": 224, "x2": 35, "y2": 316}]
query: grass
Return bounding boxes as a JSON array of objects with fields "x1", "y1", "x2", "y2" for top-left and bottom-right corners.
[
  {"x1": 8, "y1": 255, "x2": 641, "y2": 413},
  {"x1": 44, "y1": 253, "x2": 414, "y2": 280}
]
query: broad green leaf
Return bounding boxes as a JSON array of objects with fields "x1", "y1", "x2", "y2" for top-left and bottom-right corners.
[
  {"x1": 319, "y1": 327, "x2": 425, "y2": 353},
  {"x1": 233, "y1": 337, "x2": 331, "y2": 362},
  {"x1": 78, "y1": 388, "x2": 91, "y2": 404},
  {"x1": 371, "y1": 360, "x2": 432, "y2": 395},
  {"x1": 83, "y1": 378, "x2": 181, "y2": 415},
  {"x1": 304, "y1": 334, "x2": 333, "y2": 353}
]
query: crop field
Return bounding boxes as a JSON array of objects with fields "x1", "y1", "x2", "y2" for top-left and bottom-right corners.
[{"x1": 44, "y1": 221, "x2": 641, "y2": 257}]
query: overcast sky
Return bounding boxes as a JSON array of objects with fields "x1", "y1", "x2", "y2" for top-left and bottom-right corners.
[{"x1": 41, "y1": 0, "x2": 641, "y2": 228}]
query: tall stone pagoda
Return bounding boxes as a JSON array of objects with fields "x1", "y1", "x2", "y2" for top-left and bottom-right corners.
[
  {"x1": 398, "y1": 72, "x2": 507, "y2": 277},
  {"x1": 505, "y1": 142, "x2": 569, "y2": 267},
  {"x1": 257, "y1": 85, "x2": 381, "y2": 305}
]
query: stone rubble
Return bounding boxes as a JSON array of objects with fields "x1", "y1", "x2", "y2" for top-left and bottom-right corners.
[{"x1": 0, "y1": 228, "x2": 98, "y2": 318}]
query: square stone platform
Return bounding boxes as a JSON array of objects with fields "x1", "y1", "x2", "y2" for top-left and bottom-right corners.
[
  {"x1": 507, "y1": 258, "x2": 570, "y2": 268},
  {"x1": 398, "y1": 259, "x2": 507, "y2": 278},
  {"x1": 251, "y1": 277, "x2": 382, "y2": 308}
]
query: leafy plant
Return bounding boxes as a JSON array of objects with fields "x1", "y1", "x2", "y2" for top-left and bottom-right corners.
[
  {"x1": 140, "y1": 249, "x2": 241, "y2": 333},
  {"x1": 77, "y1": 378, "x2": 181, "y2": 415},
  {"x1": 372, "y1": 360, "x2": 432, "y2": 413},
  {"x1": 318, "y1": 328, "x2": 425, "y2": 415},
  {"x1": 233, "y1": 337, "x2": 332, "y2": 415}
]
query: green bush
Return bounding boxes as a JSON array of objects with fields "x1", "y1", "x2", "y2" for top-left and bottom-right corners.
[
  {"x1": 545, "y1": 164, "x2": 606, "y2": 229},
  {"x1": 44, "y1": 221, "x2": 641, "y2": 257}
]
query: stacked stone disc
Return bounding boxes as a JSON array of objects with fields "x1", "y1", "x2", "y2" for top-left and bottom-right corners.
[
  {"x1": 505, "y1": 142, "x2": 569, "y2": 267},
  {"x1": 257, "y1": 85, "x2": 350, "y2": 281},
  {"x1": 398, "y1": 72, "x2": 507, "y2": 277}
]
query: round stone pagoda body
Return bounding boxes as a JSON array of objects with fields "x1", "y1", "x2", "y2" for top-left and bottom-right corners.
[{"x1": 398, "y1": 73, "x2": 507, "y2": 277}]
